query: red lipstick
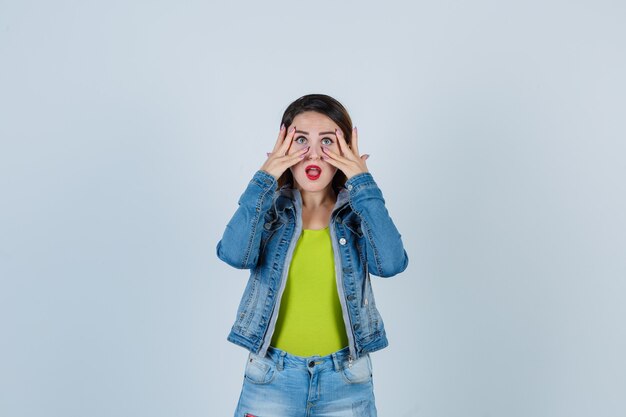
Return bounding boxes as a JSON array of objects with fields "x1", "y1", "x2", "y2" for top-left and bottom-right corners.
[{"x1": 305, "y1": 164, "x2": 322, "y2": 180}]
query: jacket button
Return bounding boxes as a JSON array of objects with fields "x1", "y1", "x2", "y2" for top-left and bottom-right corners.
[
  {"x1": 264, "y1": 222, "x2": 271, "y2": 230},
  {"x1": 353, "y1": 323, "x2": 360, "y2": 331},
  {"x1": 308, "y1": 361, "x2": 315, "y2": 367},
  {"x1": 339, "y1": 237, "x2": 347, "y2": 245},
  {"x1": 347, "y1": 294, "x2": 356, "y2": 301},
  {"x1": 347, "y1": 184, "x2": 353, "y2": 190}
]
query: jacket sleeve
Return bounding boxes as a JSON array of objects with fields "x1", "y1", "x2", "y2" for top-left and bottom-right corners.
[
  {"x1": 345, "y1": 172, "x2": 409, "y2": 278},
  {"x1": 216, "y1": 170, "x2": 277, "y2": 269}
]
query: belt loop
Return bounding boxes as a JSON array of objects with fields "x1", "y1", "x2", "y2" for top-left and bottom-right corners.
[
  {"x1": 331, "y1": 351, "x2": 341, "y2": 372},
  {"x1": 277, "y1": 350, "x2": 286, "y2": 371}
]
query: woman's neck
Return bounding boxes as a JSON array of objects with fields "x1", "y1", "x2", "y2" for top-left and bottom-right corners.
[
  {"x1": 298, "y1": 186, "x2": 336, "y2": 230},
  {"x1": 298, "y1": 186, "x2": 336, "y2": 209}
]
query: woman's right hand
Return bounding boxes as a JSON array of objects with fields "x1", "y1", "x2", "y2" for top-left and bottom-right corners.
[{"x1": 260, "y1": 124, "x2": 310, "y2": 180}]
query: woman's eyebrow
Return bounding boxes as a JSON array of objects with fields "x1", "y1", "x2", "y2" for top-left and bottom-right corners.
[{"x1": 295, "y1": 130, "x2": 337, "y2": 135}]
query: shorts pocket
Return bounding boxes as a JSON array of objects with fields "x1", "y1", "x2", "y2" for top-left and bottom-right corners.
[
  {"x1": 244, "y1": 353, "x2": 277, "y2": 385},
  {"x1": 341, "y1": 354, "x2": 373, "y2": 384}
]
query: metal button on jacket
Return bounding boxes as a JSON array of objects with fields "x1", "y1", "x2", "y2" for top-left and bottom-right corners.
[{"x1": 339, "y1": 237, "x2": 347, "y2": 245}]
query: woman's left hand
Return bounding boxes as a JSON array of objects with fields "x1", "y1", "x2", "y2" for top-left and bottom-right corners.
[{"x1": 321, "y1": 126, "x2": 370, "y2": 180}]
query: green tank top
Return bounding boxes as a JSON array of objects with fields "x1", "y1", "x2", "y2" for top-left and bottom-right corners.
[{"x1": 270, "y1": 226, "x2": 349, "y2": 356}]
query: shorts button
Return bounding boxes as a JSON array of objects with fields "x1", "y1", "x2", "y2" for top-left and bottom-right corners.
[
  {"x1": 308, "y1": 361, "x2": 315, "y2": 367},
  {"x1": 339, "y1": 237, "x2": 347, "y2": 245}
]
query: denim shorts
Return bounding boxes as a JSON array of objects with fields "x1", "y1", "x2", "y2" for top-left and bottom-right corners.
[{"x1": 234, "y1": 346, "x2": 377, "y2": 417}]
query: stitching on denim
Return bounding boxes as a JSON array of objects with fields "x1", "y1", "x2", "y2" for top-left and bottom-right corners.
[
  {"x1": 241, "y1": 181, "x2": 274, "y2": 268},
  {"x1": 361, "y1": 217, "x2": 383, "y2": 276},
  {"x1": 365, "y1": 273, "x2": 376, "y2": 334},
  {"x1": 340, "y1": 356, "x2": 373, "y2": 385},
  {"x1": 341, "y1": 230, "x2": 360, "y2": 339},
  {"x1": 240, "y1": 269, "x2": 260, "y2": 331},
  {"x1": 244, "y1": 357, "x2": 277, "y2": 385},
  {"x1": 349, "y1": 180, "x2": 375, "y2": 196},
  {"x1": 259, "y1": 213, "x2": 283, "y2": 257}
]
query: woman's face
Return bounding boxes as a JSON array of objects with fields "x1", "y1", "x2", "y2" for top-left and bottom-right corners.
[{"x1": 287, "y1": 111, "x2": 342, "y2": 194}]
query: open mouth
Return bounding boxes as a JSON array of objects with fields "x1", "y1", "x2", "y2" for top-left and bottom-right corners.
[{"x1": 305, "y1": 165, "x2": 322, "y2": 180}]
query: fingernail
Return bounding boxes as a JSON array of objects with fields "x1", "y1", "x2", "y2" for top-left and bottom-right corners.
[
  {"x1": 354, "y1": 126, "x2": 357, "y2": 131},
  {"x1": 289, "y1": 126, "x2": 295, "y2": 132},
  {"x1": 364, "y1": 154, "x2": 370, "y2": 159},
  {"x1": 280, "y1": 123, "x2": 285, "y2": 131},
  {"x1": 335, "y1": 128, "x2": 342, "y2": 136},
  {"x1": 266, "y1": 152, "x2": 271, "y2": 157}
]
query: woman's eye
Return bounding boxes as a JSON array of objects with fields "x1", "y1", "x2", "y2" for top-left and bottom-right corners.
[
  {"x1": 321, "y1": 137, "x2": 333, "y2": 146},
  {"x1": 295, "y1": 136, "x2": 307, "y2": 144}
]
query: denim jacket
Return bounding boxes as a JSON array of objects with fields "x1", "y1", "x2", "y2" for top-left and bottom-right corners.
[{"x1": 216, "y1": 169, "x2": 408, "y2": 360}]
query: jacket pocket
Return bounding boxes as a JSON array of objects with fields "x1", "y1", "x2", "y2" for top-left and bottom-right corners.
[
  {"x1": 259, "y1": 212, "x2": 284, "y2": 254},
  {"x1": 344, "y1": 220, "x2": 364, "y2": 239},
  {"x1": 360, "y1": 268, "x2": 384, "y2": 339},
  {"x1": 235, "y1": 269, "x2": 261, "y2": 334}
]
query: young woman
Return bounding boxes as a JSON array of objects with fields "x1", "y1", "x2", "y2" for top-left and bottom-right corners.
[{"x1": 216, "y1": 94, "x2": 408, "y2": 417}]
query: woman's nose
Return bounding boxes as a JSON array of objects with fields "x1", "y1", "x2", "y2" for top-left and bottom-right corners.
[{"x1": 307, "y1": 144, "x2": 322, "y2": 159}]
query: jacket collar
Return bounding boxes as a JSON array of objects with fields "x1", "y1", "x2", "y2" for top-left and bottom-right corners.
[{"x1": 277, "y1": 184, "x2": 350, "y2": 215}]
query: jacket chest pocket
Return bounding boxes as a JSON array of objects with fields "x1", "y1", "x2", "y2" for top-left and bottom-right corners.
[
  {"x1": 260, "y1": 212, "x2": 285, "y2": 255},
  {"x1": 262, "y1": 211, "x2": 285, "y2": 232},
  {"x1": 342, "y1": 219, "x2": 367, "y2": 270},
  {"x1": 343, "y1": 219, "x2": 364, "y2": 239}
]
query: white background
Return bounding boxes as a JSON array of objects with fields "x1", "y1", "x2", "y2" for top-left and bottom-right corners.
[{"x1": 1, "y1": 0, "x2": 625, "y2": 416}]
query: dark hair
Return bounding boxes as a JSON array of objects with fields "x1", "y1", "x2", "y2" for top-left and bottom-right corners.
[{"x1": 277, "y1": 94, "x2": 353, "y2": 193}]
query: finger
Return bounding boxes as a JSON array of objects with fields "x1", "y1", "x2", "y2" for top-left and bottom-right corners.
[
  {"x1": 320, "y1": 148, "x2": 342, "y2": 169},
  {"x1": 335, "y1": 128, "x2": 357, "y2": 161},
  {"x1": 272, "y1": 123, "x2": 286, "y2": 153},
  {"x1": 333, "y1": 128, "x2": 345, "y2": 156},
  {"x1": 272, "y1": 146, "x2": 307, "y2": 172},
  {"x1": 293, "y1": 146, "x2": 310, "y2": 160},
  {"x1": 278, "y1": 125, "x2": 296, "y2": 155},
  {"x1": 280, "y1": 144, "x2": 309, "y2": 159},
  {"x1": 286, "y1": 141, "x2": 303, "y2": 156},
  {"x1": 321, "y1": 146, "x2": 349, "y2": 169},
  {"x1": 351, "y1": 126, "x2": 360, "y2": 157},
  {"x1": 262, "y1": 145, "x2": 308, "y2": 178},
  {"x1": 281, "y1": 146, "x2": 310, "y2": 169}
]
